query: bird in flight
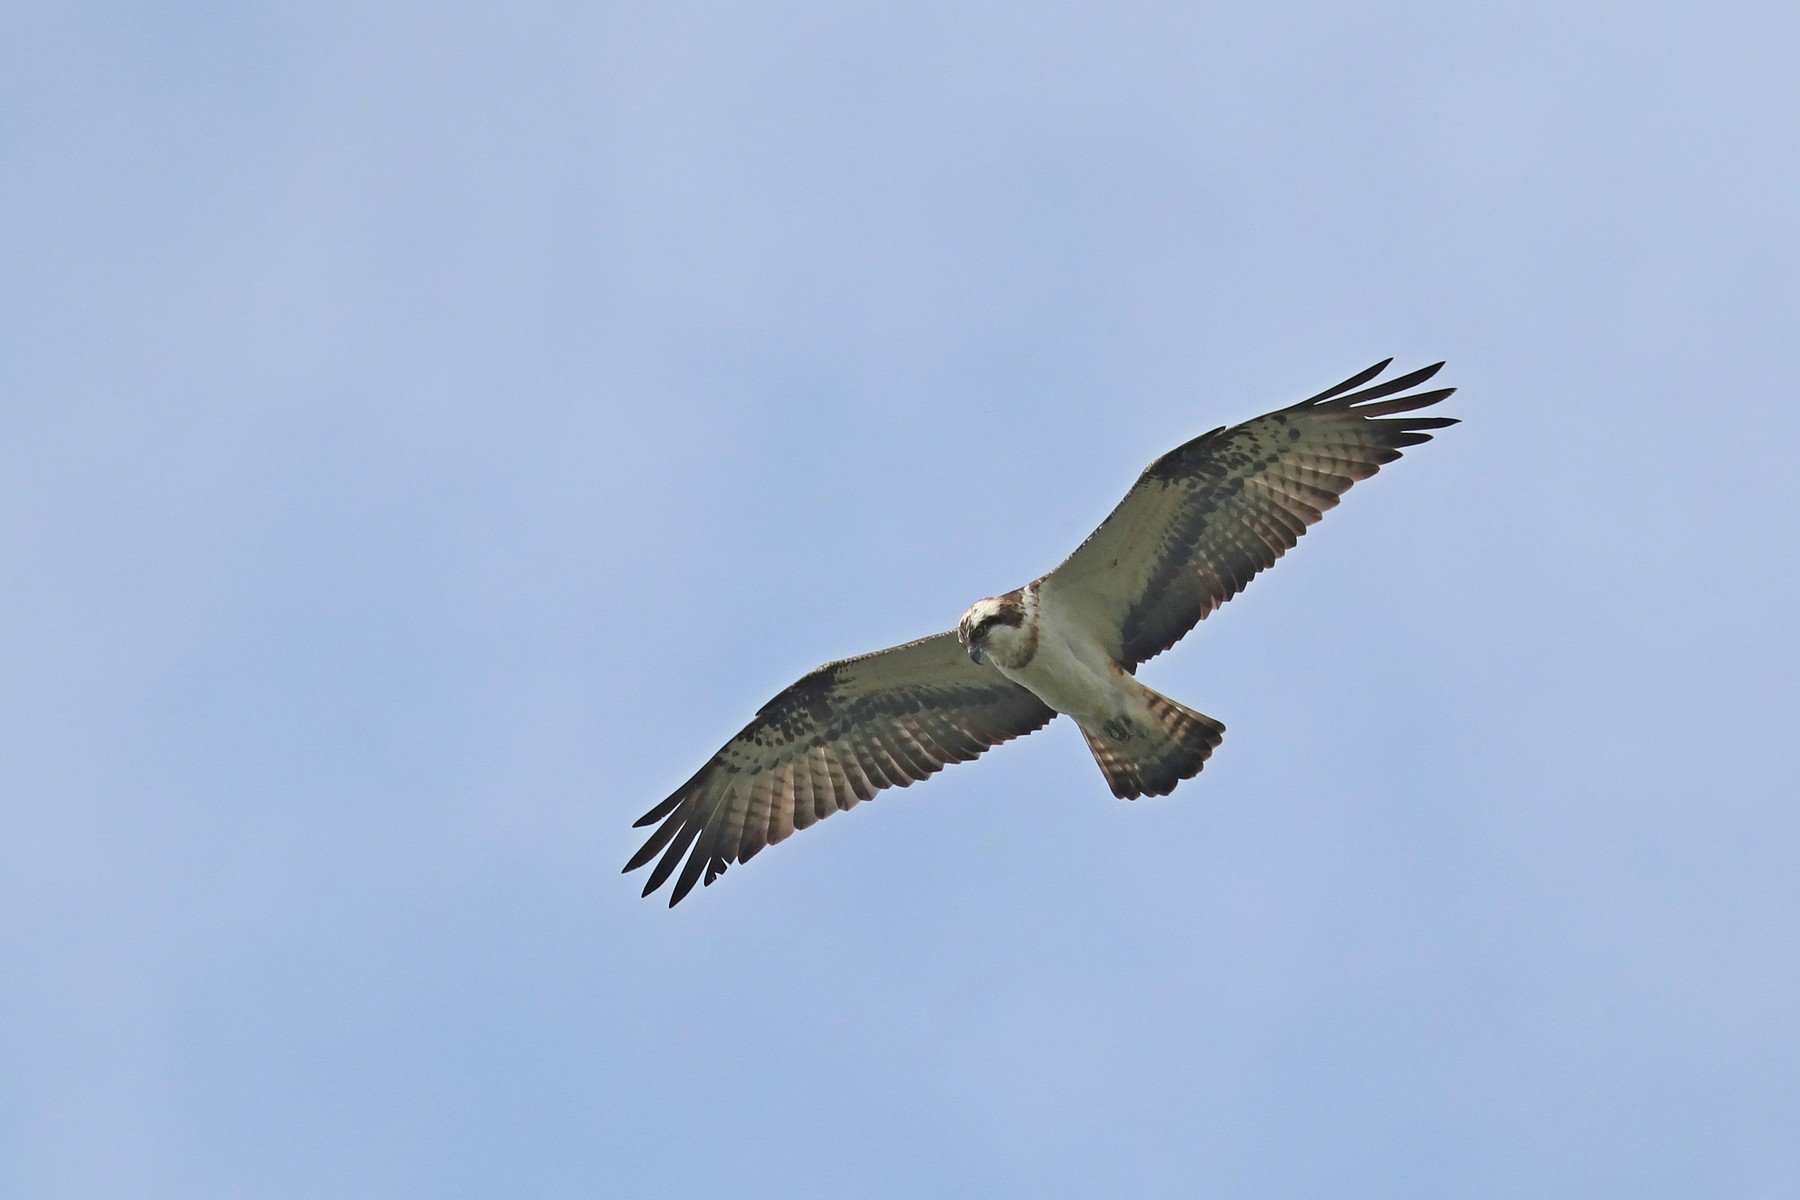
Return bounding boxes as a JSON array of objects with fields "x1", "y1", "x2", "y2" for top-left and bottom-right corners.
[{"x1": 626, "y1": 359, "x2": 1455, "y2": 904}]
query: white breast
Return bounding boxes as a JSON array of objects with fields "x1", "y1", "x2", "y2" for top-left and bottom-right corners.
[{"x1": 991, "y1": 583, "x2": 1133, "y2": 726}]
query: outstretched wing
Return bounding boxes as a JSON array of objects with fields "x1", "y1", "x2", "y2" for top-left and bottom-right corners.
[
  {"x1": 625, "y1": 631, "x2": 1056, "y2": 905},
  {"x1": 1041, "y1": 360, "x2": 1456, "y2": 671}
]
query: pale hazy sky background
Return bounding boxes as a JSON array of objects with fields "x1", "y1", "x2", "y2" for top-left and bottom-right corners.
[{"x1": 5, "y1": 4, "x2": 1798, "y2": 1197}]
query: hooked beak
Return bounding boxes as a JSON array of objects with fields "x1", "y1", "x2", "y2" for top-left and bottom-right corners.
[{"x1": 966, "y1": 644, "x2": 984, "y2": 665}]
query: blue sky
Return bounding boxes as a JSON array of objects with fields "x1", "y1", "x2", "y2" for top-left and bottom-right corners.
[{"x1": 4, "y1": 3, "x2": 1798, "y2": 1196}]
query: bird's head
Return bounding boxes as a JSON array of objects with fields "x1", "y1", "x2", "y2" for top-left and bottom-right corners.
[{"x1": 957, "y1": 594, "x2": 1025, "y2": 666}]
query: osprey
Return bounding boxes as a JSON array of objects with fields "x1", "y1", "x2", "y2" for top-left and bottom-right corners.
[{"x1": 627, "y1": 360, "x2": 1455, "y2": 904}]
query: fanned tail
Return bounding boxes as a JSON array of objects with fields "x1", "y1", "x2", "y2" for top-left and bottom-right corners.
[{"x1": 1079, "y1": 689, "x2": 1225, "y2": 800}]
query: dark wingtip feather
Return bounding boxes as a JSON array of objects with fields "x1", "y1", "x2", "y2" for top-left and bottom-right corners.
[
  {"x1": 1332, "y1": 362, "x2": 1447, "y2": 408},
  {"x1": 1302, "y1": 358, "x2": 1392, "y2": 405},
  {"x1": 635, "y1": 758, "x2": 718, "y2": 827},
  {"x1": 1350, "y1": 385, "x2": 1456, "y2": 418},
  {"x1": 622, "y1": 833, "x2": 663, "y2": 874},
  {"x1": 671, "y1": 820, "x2": 733, "y2": 903},
  {"x1": 623, "y1": 802, "x2": 690, "y2": 872},
  {"x1": 669, "y1": 855, "x2": 707, "y2": 905},
  {"x1": 641, "y1": 819, "x2": 703, "y2": 895},
  {"x1": 633, "y1": 791, "x2": 684, "y2": 828}
]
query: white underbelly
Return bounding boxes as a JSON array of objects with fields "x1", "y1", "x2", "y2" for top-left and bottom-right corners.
[{"x1": 997, "y1": 624, "x2": 1131, "y2": 725}]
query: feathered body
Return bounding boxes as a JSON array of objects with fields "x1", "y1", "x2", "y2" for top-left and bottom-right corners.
[
  {"x1": 958, "y1": 583, "x2": 1223, "y2": 799},
  {"x1": 627, "y1": 360, "x2": 1456, "y2": 904}
]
